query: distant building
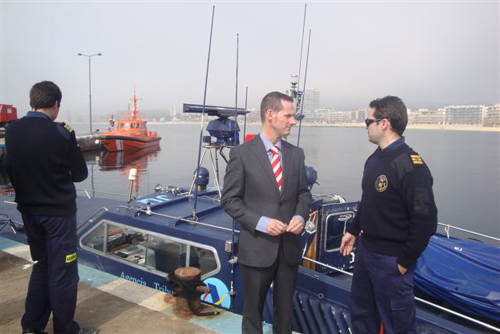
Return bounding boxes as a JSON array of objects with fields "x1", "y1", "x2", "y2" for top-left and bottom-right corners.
[
  {"x1": 327, "y1": 110, "x2": 351, "y2": 123},
  {"x1": 245, "y1": 108, "x2": 261, "y2": 123},
  {"x1": 444, "y1": 105, "x2": 484, "y2": 125},
  {"x1": 302, "y1": 89, "x2": 320, "y2": 114},
  {"x1": 483, "y1": 104, "x2": 500, "y2": 127},
  {"x1": 409, "y1": 109, "x2": 445, "y2": 125},
  {"x1": 354, "y1": 109, "x2": 367, "y2": 123},
  {"x1": 170, "y1": 105, "x2": 183, "y2": 118}
]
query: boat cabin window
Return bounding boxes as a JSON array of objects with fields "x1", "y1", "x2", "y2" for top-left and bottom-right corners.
[
  {"x1": 118, "y1": 123, "x2": 124, "y2": 129},
  {"x1": 130, "y1": 123, "x2": 135, "y2": 129},
  {"x1": 124, "y1": 123, "x2": 130, "y2": 129},
  {"x1": 325, "y1": 212, "x2": 354, "y2": 252},
  {"x1": 80, "y1": 224, "x2": 106, "y2": 252},
  {"x1": 191, "y1": 245, "x2": 217, "y2": 274},
  {"x1": 80, "y1": 220, "x2": 220, "y2": 278}
]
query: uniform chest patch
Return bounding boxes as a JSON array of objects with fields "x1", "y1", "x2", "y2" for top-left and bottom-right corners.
[{"x1": 375, "y1": 175, "x2": 388, "y2": 192}]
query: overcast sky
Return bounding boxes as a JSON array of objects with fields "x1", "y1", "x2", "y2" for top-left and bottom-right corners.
[{"x1": 1, "y1": 1, "x2": 499, "y2": 119}]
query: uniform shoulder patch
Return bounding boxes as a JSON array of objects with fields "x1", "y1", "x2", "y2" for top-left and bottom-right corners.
[
  {"x1": 410, "y1": 154, "x2": 424, "y2": 166},
  {"x1": 63, "y1": 123, "x2": 74, "y2": 133},
  {"x1": 56, "y1": 122, "x2": 73, "y2": 141}
]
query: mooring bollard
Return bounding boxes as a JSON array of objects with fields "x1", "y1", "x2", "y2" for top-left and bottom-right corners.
[{"x1": 166, "y1": 267, "x2": 219, "y2": 316}]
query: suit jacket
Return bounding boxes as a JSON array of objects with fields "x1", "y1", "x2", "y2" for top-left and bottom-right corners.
[{"x1": 221, "y1": 136, "x2": 311, "y2": 267}]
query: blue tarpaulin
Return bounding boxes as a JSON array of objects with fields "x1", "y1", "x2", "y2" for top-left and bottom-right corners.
[{"x1": 415, "y1": 235, "x2": 500, "y2": 322}]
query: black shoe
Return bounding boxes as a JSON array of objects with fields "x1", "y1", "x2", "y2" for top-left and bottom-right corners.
[
  {"x1": 22, "y1": 330, "x2": 48, "y2": 334},
  {"x1": 79, "y1": 327, "x2": 98, "y2": 334}
]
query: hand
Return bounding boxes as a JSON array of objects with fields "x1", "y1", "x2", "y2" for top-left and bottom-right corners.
[
  {"x1": 266, "y1": 219, "x2": 287, "y2": 236},
  {"x1": 286, "y1": 218, "x2": 304, "y2": 235},
  {"x1": 397, "y1": 264, "x2": 407, "y2": 275},
  {"x1": 340, "y1": 232, "x2": 356, "y2": 256}
]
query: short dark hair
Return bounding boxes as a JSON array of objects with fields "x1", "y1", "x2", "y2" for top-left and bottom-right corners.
[
  {"x1": 260, "y1": 91, "x2": 294, "y2": 123},
  {"x1": 30, "y1": 81, "x2": 62, "y2": 110},
  {"x1": 369, "y1": 96, "x2": 407, "y2": 136}
]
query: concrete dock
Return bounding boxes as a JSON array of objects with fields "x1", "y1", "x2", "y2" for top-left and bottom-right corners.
[{"x1": 0, "y1": 237, "x2": 267, "y2": 334}]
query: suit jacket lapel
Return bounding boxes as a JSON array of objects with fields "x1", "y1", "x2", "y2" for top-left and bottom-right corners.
[
  {"x1": 251, "y1": 137, "x2": 280, "y2": 195},
  {"x1": 281, "y1": 142, "x2": 292, "y2": 197}
]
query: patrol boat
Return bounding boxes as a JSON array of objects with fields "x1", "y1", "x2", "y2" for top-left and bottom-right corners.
[
  {"x1": 1, "y1": 104, "x2": 499, "y2": 333},
  {"x1": 76, "y1": 105, "x2": 500, "y2": 333},
  {"x1": 99, "y1": 89, "x2": 161, "y2": 152}
]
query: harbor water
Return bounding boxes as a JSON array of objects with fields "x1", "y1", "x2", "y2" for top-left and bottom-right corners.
[{"x1": 2, "y1": 123, "x2": 499, "y2": 239}]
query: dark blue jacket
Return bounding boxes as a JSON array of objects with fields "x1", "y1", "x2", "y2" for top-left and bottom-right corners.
[
  {"x1": 5, "y1": 112, "x2": 88, "y2": 216},
  {"x1": 347, "y1": 142, "x2": 438, "y2": 267}
]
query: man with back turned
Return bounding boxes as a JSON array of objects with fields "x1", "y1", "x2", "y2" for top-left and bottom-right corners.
[
  {"x1": 5, "y1": 81, "x2": 97, "y2": 334},
  {"x1": 340, "y1": 96, "x2": 438, "y2": 334},
  {"x1": 221, "y1": 91, "x2": 311, "y2": 333}
]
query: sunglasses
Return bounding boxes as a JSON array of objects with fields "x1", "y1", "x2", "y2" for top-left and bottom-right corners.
[{"x1": 365, "y1": 118, "x2": 383, "y2": 126}]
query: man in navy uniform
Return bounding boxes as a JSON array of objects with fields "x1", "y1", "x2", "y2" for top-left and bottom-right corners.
[
  {"x1": 340, "y1": 96, "x2": 437, "y2": 334},
  {"x1": 5, "y1": 81, "x2": 97, "y2": 334}
]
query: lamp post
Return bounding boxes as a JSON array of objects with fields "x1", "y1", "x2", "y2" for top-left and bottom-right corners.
[{"x1": 77, "y1": 53, "x2": 102, "y2": 134}]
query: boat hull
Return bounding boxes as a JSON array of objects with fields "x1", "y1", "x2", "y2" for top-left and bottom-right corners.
[{"x1": 101, "y1": 135, "x2": 161, "y2": 152}]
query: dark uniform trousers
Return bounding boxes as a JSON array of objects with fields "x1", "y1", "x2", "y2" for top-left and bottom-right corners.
[
  {"x1": 21, "y1": 214, "x2": 80, "y2": 334},
  {"x1": 240, "y1": 240, "x2": 298, "y2": 334},
  {"x1": 350, "y1": 240, "x2": 416, "y2": 334}
]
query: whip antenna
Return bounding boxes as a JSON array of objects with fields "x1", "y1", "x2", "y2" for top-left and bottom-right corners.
[
  {"x1": 233, "y1": 34, "x2": 240, "y2": 140},
  {"x1": 297, "y1": 4, "x2": 307, "y2": 92},
  {"x1": 297, "y1": 28, "x2": 312, "y2": 148},
  {"x1": 191, "y1": 5, "x2": 215, "y2": 221}
]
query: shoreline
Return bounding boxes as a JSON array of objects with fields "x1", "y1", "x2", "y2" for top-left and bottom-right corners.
[
  {"x1": 144, "y1": 122, "x2": 500, "y2": 132},
  {"x1": 79, "y1": 121, "x2": 500, "y2": 133}
]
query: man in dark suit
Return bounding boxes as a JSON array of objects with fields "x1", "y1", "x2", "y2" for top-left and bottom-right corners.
[{"x1": 221, "y1": 91, "x2": 311, "y2": 334}]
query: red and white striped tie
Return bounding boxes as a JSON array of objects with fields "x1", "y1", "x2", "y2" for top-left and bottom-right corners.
[{"x1": 270, "y1": 145, "x2": 282, "y2": 191}]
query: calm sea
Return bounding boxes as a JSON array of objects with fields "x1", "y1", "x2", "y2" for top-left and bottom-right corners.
[{"x1": 5, "y1": 123, "x2": 500, "y2": 239}]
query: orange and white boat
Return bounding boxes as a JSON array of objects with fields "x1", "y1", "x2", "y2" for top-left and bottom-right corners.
[{"x1": 100, "y1": 89, "x2": 161, "y2": 152}]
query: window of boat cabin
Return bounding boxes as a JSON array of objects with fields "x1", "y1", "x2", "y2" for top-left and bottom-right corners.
[
  {"x1": 118, "y1": 122, "x2": 124, "y2": 128},
  {"x1": 146, "y1": 235, "x2": 188, "y2": 273},
  {"x1": 191, "y1": 245, "x2": 217, "y2": 274},
  {"x1": 106, "y1": 224, "x2": 148, "y2": 266},
  {"x1": 125, "y1": 123, "x2": 130, "y2": 129},
  {"x1": 80, "y1": 220, "x2": 220, "y2": 277},
  {"x1": 80, "y1": 224, "x2": 106, "y2": 252},
  {"x1": 130, "y1": 123, "x2": 135, "y2": 129}
]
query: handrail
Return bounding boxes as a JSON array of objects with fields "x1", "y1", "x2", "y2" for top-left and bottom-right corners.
[
  {"x1": 302, "y1": 256, "x2": 500, "y2": 333},
  {"x1": 135, "y1": 208, "x2": 240, "y2": 234},
  {"x1": 438, "y1": 222, "x2": 500, "y2": 242},
  {"x1": 78, "y1": 188, "x2": 129, "y2": 198},
  {"x1": 77, "y1": 207, "x2": 108, "y2": 233}
]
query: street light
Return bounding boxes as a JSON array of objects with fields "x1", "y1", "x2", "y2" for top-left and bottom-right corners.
[{"x1": 77, "y1": 52, "x2": 102, "y2": 134}]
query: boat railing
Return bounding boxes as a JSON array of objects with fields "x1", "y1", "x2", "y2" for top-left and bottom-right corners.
[
  {"x1": 302, "y1": 256, "x2": 500, "y2": 333},
  {"x1": 438, "y1": 222, "x2": 500, "y2": 242},
  {"x1": 79, "y1": 188, "x2": 131, "y2": 199},
  {"x1": 133, "y1": 208, "x2": 241, "y2": 234}
]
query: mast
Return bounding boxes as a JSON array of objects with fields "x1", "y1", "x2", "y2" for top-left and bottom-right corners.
[{"x1": 131, "y1": 86, "x2": 138, "y2": 120}]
